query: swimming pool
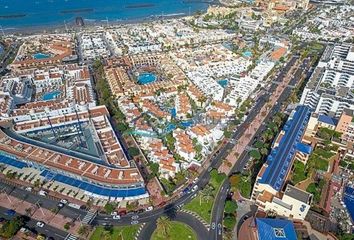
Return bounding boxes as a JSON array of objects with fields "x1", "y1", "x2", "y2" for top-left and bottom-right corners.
[
  {"x1": 170, "y1": 108, "x2": 177, "y2": 118},
  {"x1": 242, "y1": 51, "x2": 252, "y2": 58},
  {"x1": 33, "y1": 52, "x2": 51, "y2": 60},
  {"x1": 42, "y1": 90, "x2": 61, "y2": 101},
  {"x1": 137, "y1": 72, "x2": 157, "y2": 85},
  {"x1": 217, "y1": 79, "x2": 228, "y2": 88}
]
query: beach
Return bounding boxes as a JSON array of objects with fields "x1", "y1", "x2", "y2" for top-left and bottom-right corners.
[{"x1": 0, "y1": 0, "x2": 219, "y2": 34}]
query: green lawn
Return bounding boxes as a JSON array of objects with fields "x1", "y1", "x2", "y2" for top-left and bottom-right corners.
[
  {"x1": 151, "y1": 221, "x2": 197, "y2": 240},
  {"x1": 183, "y1": 170, "x2": 226, "y2": 222},
  {"x1": 292, "y1": 161, "x2": 307, "y2": 184},
  {"x1": 183, "y1": 195, "x2": 214, "y2": 222},
  {"x1": 90, "y1": 225, "x2": 140, "y2": 240}
]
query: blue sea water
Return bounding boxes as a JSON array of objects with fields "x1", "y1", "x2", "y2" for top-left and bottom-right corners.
[{"x1": 0, "y1": 0, "x2": 209, "y2": 29}]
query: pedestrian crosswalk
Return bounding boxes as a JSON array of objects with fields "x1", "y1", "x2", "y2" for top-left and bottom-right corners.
[
  {"x1": 64, "y1": 234, "x2": 78, "y2": 240},
  {"x1": 82, "y1": 209, "x2": 97, "y2": 225}
]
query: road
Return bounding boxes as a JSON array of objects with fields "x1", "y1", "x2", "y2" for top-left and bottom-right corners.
[
  {"x1": 0, "y1": 52, "x2": 316, "y2": 240},
  {"x1": 209, "y1": 54, "x2": 315, "y2": 240},
  {"x1": 0, "y1": 205, "x2": 68, "y2": 239}
]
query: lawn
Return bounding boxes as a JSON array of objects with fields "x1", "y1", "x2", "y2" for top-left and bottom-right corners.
[
  {"x1": 183, "y1": 195, "x2": 214, "y2": 222},
  {"x1": 183, "y1": 170, "x2": 226, "y2": 222},
  {"x1": 90, "y1": 225, "x2": 140, "y2": 240},
  {"x1": 292, "y1": 161, "x2": 307, "y2": 184},
  {"x1": 151, "y1": 221, "x2": 197, "y2": 240}
]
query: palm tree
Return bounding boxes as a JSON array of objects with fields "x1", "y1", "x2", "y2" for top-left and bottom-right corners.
[
  {"x1": 199, "y1": 184, "x2": 214, "y2": 205},
  {"x1": 156, "y1": 216, "x2": 172, "y2": 237}
]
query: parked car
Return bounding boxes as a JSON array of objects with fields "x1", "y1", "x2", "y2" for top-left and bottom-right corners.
[
  {"x1": 146, "y1": 206, "x2": 153, "y2": 212},
  {"x1": 5, "y1": 209, "x2": 16, "y2": 216},
  {"x1": 112, "y1": 215, "x2": 121, "y2": 220},
  {"x1": 36, "y1": 221, "x2": 45, "y2": 228}
]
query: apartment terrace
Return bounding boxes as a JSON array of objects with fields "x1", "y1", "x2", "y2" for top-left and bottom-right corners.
[
  {"x1": 11, "y1": 36, "x2": 74, "y2": 70},
  {"x1": 91, "y1": 115, "x2": 129, "y2": 167},
  {"x1": 0, "y1": 129, "x2": 143, "y2": 186}
]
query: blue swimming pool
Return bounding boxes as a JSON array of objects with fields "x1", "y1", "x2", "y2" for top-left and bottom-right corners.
[
  {"x1": 180, "y1": 120, "x2": 193, "y2": 128},
  {"x1": 170, "y1": 108, "x2": 177, "y2": 118},
  {"x1": 137, "y1": 72, "x2": 157, "y2": 85},
  {"x1": 242, "y1": 51, "x2": 252, "y2": 58},
  {"x1": 33, "y1": 52, "x2": 51, "y2": 60},
  {"x1": 165, "y1": 123, "x2": 176, "y2": 133},
  {"x1": 42, "y1": 90, "x2": 61, "y2": 101},
  {"x1": 217, "y1": 79, "x2": 228, "y2": 88}
]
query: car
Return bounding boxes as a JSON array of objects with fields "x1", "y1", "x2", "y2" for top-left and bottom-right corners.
[
  {"x1": 191, "y1": 185, "x2": 198, "y2": 192},
  {"x1": 36, "y1": 221, "x2": 45, "y2": 228},
  {"x1": 38, "y1": 190, "x2": 48, "y2": 196},
  {"x1": 5, "y1": 209, "x2": 16, "y2": 216},
  {"x1": 211, "y1": 222, "x2": 216, "y2": 230},
  {"x1": 59, "y1": 199, "x2": 68, "y2": 204},
  {"x1": 207, "y1": 167, "x2": 213, "y2": 172},
  {"x1": 131, "y1": 220, "x2": 139, "y2": 225},
  {"x1": 111, "y1": 211, "x2": 118, "y2": 216},
  {"x1": 25, "y1": 187, "x2": 32, "y2": 192},
  {"x1": 192, "y1": 177, "x2": 199, "y2": 184},
  {"x1": 57, "y1": 202, "x2": 64, "y2": 208},
  {"x1": 145, "y1": 206, "x2": 153, "y2": 212},
  {"x1": 131, "y1": 215, "x2": 139, "y2": 220},
  {"x1": 112, "y1": 215, "x2": 121, "y2": 220}
]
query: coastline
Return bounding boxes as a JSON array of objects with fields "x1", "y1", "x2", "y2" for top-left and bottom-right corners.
[{"x1": 0, "y1": 0, "x2": 222, "y2": 35}]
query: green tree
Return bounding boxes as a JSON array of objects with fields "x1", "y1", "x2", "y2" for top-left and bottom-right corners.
[
  {"x1": 149, "y1": 162, "x2": 160, "y2": 176},
  {"x1": 223, "y1": 215, "x2": 236, "y2": 230},
  {"x1": 249, "y1": 150, "x2": 261, "y2": 160},
  {"x1": 156, "y1": 216, "x2": 172, "y2": 237},
  {"x1": 128, "y1": 147, "x2": 140, "y2": 157},
  {"x1": 224, "y1": 200, "x2": 238, "y2": 214},
  {"x1": 104, "y1": 202, "x2": 117, "y2": 214},
  {"x1": 0, "y1": 217, "x2": 24, "y2": 238}
]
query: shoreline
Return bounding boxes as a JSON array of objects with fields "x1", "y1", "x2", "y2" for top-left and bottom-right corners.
[{"x1": 1, "y1": 0, "x2": 223, "y2": 36}]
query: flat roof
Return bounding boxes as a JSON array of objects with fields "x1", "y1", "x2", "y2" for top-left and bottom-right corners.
[
  {"x1": 285, "y1": 185, "x2": 312, "y2": 204},
  {"x1": 259, "y1": 105, "x2": 311, "y2": 191}
]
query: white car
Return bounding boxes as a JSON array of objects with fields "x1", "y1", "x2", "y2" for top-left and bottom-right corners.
[
  {"x1": 145, "y1": 206, "x2": 153, "y2": 212},
  {"x1": 110, "y1": 211, "x2": 118, "y2": 216},
  {"x1": 25, "y1": 187, "x2": 32, "y2": 192},
  {"x1": 131, "y1": 215, "x2": 139, "y2": 220},
  {"x1": 60, "y1": 199, "x2": 68, "y2": 204},
  {"x1": 131, "y1": 220, "x2": 139, "y2": 225},
  {"x1": 112, "y1": 215, "x2": 121, "y2": 220},
  {"x1": 191, "y1": 185, "x2": 198, "y2": 192},
  {"x1": 36, "y1": 221, "x2": 45, "y2": 228}
]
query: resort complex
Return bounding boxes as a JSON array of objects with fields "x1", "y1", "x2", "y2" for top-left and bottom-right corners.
[{"x1": 0, "y1": 0, "x2": 354, "y2": 239}]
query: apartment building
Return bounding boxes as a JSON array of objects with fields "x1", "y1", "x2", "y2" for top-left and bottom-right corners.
[
  {"x1": 252, "y1": 106, "x2": 312, "y2": 219},
  {"x1": 335, "y1": 108, "x2": 354, "y2": 144},
  {"x1": 300, "y1": 44, "x2": 354, "y2": 118}
]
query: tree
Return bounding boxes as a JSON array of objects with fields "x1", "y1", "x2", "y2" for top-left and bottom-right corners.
[
  {"x1": 128, "y1": 147, "x2": 140, "y2": 157},
  {"x1": 0, "y1": 216, "x2": 24, "y2": 238},
  {"x1": 149, "y1": 162, "x2": 160, "y2": 176},
  {"x1": 223, "y1": 215, "x2": 236, "y2": 230},
  {"x1": 199, "y1": 184, "x2": 214, "y2": 205},
  {"x1": 229, "y1": 175, "x2": 241, "y2": 189},
  {"x1": 224, "y1": 200, "x2": 238, "y2": 214},
  {"x1": 78, "y1": 225, "x2": 90, "y2": 236},
  {"x1": 249, "y1": 150, "x2": 261, "y2": 160},
  {"x1": 64, "y1": 222, "x2": 70, "y2": 230},
  {"x1": 104, "y1": 202, "x2": 117, "y2": 214},
  {"x1": 156, "y1": 216, "x2": 172, "y2": 237}
]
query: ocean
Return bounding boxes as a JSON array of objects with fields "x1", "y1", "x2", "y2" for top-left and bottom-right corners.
[{"x1": 0, "y1": 0, "x2": 211, "y2": 30}]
